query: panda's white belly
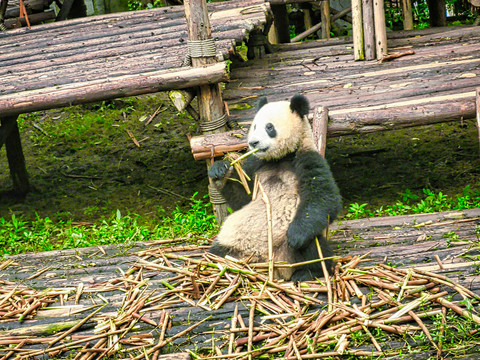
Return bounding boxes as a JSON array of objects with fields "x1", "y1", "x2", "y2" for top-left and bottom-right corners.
[{"x1": 216, "y1": 166, "x2": 300, "y2": 264}]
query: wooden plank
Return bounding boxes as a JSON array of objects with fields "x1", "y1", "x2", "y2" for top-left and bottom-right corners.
[{"x1": 0, "y1": 63, "x2": 228, "y2": 117}]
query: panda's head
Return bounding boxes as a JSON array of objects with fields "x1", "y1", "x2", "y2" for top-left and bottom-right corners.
[{"x1": 247, "y1": 94, "x2": 310, "y2": 161}]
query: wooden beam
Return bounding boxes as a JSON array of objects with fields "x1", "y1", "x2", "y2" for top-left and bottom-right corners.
[
  {"x1": 427, "y1": 0, "x2": 446, "y2": 27},
  {"x1": 184, "y1": 0, "x2": 229, "y2": 223},
  {"x1": 401, "y1": 0, "x2": 413, "y2": 30},
  {"x1": 312, "y1": 106, "x2": 328, "y2": 157},
  {"x1": 476, "y1": 88, "x2": 480, "y2": 157},
  {"x1": 352, "y1": 0, "x2": 364, "y2": 60},
  {"x1": 270, "y1": 4, "x2": 290, "y2": 43},
  {"x1": 320, "y1": 0, "x2": 331, "y2": 39},
  {"x1": 362, "y1": 0, "x2": 375, "y2": 60},
  {"x1": 373, "y1": 0, "x2": 387, "y2": 59},
  {"x1": 0, "y1": 63, "x2": 228, "y2": 118},
  {"x1": 1, "y1": 116, "x2": 30, "y2": 194}
]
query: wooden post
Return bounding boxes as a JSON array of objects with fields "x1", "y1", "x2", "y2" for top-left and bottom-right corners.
[
  {"x1": 362, "y1": 0, "x2": 375, "y2": 60},
  {"x1": 270, "y1": 4, "x2": 290, "y2": 44},
  {"x1": 184, "y1": 0, "x2": 229, "y2": 223},
  {"x1": 427, "y1": 0, "x2": 446, "y2": 27},
  {"x1": 373, "y1": 0, "x2": 387, "y2": 59},
  {"x1": 301, "y1": 4, "x2": 313, "y2": 31},
  {"x1": 312, "y1": 106, "x2": 328, "y2": 157},
  {"x1": 476, "y1": 88, "x2": 480, "y2": 157},
  {"x1": 401, "y1": 0, "x2": 413, "y2": 30},
  {"x1": 1, "y1": 116, "x2": 30, "y2": 194},
  {"x1": 320, "y1": 0, "x2": 331, "y2": 39},
  {"x1": 352, "y1": 0, "x2": 364, "y2": 60},
  {"x1": 0, "y1": 0, "x2": 8, "y2": 31}
]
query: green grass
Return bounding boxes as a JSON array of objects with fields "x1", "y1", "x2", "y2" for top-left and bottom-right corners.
[
  {"x1": 2, "y1": 186, "x2": 480, "y2": 256},
  {"x1": 0, "y1": 193, "x2": 217, "y2": 257},
  {"x1": 345, "y1": 186, "x2": 480, "y2": 220}
]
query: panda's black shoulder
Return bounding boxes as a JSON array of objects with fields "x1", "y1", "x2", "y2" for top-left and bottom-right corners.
[{"x1": 292, "y1": 150, "x2": 333, "y2": 179}]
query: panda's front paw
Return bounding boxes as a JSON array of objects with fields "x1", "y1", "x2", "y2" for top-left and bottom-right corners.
[
  {"x1": 287, "y1": 221, "x2": 309, "y2": 249},
  {"x1": 208, "y1": 160, "x2": 231, "y2": 180}
]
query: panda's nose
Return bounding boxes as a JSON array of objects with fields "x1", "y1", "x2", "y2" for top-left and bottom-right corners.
[{"x1": 249, "y1": 140, "x2": 259, "y2": 148}]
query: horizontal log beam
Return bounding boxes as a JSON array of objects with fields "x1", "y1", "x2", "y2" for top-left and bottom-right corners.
[
  {"x1": 0, "y1": 63, "x2": 228, "y2": 117},
  {"x1": 191, "y1": 92, "x2": 475, "y2": 159}
]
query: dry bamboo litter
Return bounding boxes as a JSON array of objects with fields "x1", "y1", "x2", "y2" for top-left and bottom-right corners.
[{"x1": 1, "y1": 236, "x2": 480, "y2": 359}]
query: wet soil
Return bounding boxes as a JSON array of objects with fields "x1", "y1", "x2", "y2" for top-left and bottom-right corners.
[{"x1": 1, "y1": 93, "x2": 479, "y2": 224}]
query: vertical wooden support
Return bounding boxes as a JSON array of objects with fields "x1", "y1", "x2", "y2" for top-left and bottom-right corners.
[
  {"x1": 1, "y1": 116, "x2": 30, "y2": 194},
  {"x1": 320, "y1": 0, "x2": 331, "y2": 39},
  {"x1": 476, "y1": 88, "x2": 480, "y2": 157},
  {"x1": 302, "y1": 4, "x2": 313, "y2": 30},
  {"x1": 362, "y1": 0, "x2": 375, "y2": 60},
  {"x1": 427, "y1": 0, "x2": 446, "y2": 27},
  {"x1": 401, "y1": 0, "x2": 413, "y2": 30},
  {"x1": 312, "y1": 107, "x2": 329, "y2": 158},
  {"x1": 0, "y1": 0, "x2": 9, "y2": 31},
  {"x1": 184, "y1": 0, "x2": 228, "y2": 223},
  {"x1": 270, "y1": 4, "x2": 290, "y2": 44},
  {"x1": 352, "y1": 0, "x2": 364, "y2": 60},
  {"x1": 373, "y1": 0, "x2": 387, "y2": 59}
]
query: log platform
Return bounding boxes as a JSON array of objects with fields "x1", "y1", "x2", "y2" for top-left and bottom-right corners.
[
  {"x1": 1, "y1": 208, "x2": 480, "y2": 359},
  {"x1": 190, "y1": 25, "x2": 480, "y2": 160}
]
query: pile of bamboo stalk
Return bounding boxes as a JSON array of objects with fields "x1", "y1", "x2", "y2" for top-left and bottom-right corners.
[{"x1": 1, "y1": 243, "x2": 480, "y2": 359}]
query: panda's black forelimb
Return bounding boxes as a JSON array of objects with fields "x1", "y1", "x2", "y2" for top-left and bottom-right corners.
[
  {"x1": 291, "y1": 234, "x2": 334, "y2": 282},
  {"x1": 208, "y1": 156, "x2": 264, "y2": 211},
  {"x1": 287, "y1": 150, "x2": 342, "y2": 250}
]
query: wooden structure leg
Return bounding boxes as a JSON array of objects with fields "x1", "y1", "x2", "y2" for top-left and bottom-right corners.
[
  {"x1": 427, "y1": 0, "x2": 446, "y2": 27},
  {"x1": 312, "y1": 106, "x2": 328, "y2": 157},
  {"x1": 476, "y1": 88, "x2": 480, "y2": 156},
  {"x1": 1, "y1": 116, "x2": 30, "y2": 194},
  {"x1": 320, "y1": 0, "x2": 331, "y2": 39},
  {"x1": 184, "y1": 0, "x2": 229, "y2": 223},
  {"x1": 373, "y1": 0, "x2": 387, "y2": 59},
  {"x1": 401, "y1": 0, "x2": 413, "y2": 30},
  {"x1": 0, "y1": 0, "x2": 8, "y2": 31},
  {"x1": 270, "y1": 4, "x2": 290, "y2": 44},
  {"x1": 362, "y1": 0, "x2": 375, "y2": 60},
  {"x1": 352, "y1": 0, "x2": 364, "y2": 60}
]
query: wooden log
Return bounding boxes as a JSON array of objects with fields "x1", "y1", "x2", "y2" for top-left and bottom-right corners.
[
  {"x1": 401, "y1": 0, "x2": 413, "y2": 30},
  {"x1": 362, "y1": 0, "x2": 375, "y2": 60},
  {"x1": 373, "y1": 0, "x2": 387, "y2": 59},
  {"x1": 476, "y1": 88, "x2": 480, "y2": 157},
  {"x1": 352, "y1": 0, "x2": 364, "y2": 60},
  {"x1": 0, "y1": 0, "x2": 8, "y2": 31},
  {"x1": 320, "y1": 0, "x2": 331, "y2": 39},
  {"x1": 5, "y1": 9, "x2": 55, "y2": 28},
  {"x1": 312, "y1": 106, "x2": 328, "y2": 157},
  {"x1": 190, "y1": 129, "x2": 248, "y2": 160},
  {"x1": 1, "y1": 116, "x2": 30, "y2": 194},
  {"x1": 301, "y1": 3, "x2": 312, "y2": 30},
  {"x1": 0, "y1": 63, "x2": 228, "y2": 117},
  {"x1": 270, "y1": 4, "x2": 290, "y2": 43},
  {"x1": 427, "y1": 0, "x2": 446, "y2": 27},
  {"x1": 184, "y1": 0, "x2": 229, "y2": 223}
]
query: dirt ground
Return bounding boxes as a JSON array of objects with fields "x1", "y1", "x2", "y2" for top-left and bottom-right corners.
[{"x1": 1, "y1": 93, "x2": 479, "y2": 225}]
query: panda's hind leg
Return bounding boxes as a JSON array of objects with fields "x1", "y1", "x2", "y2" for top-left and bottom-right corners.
[{"x1": 291, "y1": 236, "x2": 334, "y2": 282}]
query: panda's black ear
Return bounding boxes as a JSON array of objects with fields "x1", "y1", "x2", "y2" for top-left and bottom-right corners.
[
  {"x1": 290, "y1": 94, "x2": 309, "y2": 118},
  {"x1": 257, "y1": 97, "x2": 268, "y2": 110}
]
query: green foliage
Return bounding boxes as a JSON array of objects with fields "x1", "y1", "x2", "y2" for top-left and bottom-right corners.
[
  {"x1": 0, "y1": 194, "x2": 217, "y2": 256},
  {"x1": 346, "y1": 186, "x2": 480, "y2": 220},
  {"x1": 127, "y1": 0, "x2": 166, "y2": 11}
]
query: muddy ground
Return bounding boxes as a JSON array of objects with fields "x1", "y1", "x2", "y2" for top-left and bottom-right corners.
[{"x1": 1, "y1": 93, "x2": 479, "y2": 225}]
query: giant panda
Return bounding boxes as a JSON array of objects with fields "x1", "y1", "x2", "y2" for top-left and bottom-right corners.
[{"x1": 208, "y1": 94, "x2": 342, "y2": 281}]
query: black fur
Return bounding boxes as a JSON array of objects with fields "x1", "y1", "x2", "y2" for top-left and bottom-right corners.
[
  {"x1": 208, "y1": 160, "x2": 230, "y2": 180},
  {"x1": 257, "y1": 97, "x2": 268, "y2": 110},
  {"x1": 265, "y1": 122, "x2": 277, "y2": 138},
  {"x1": 208, "y1": 148, "x2": 341, "y2": 281},
  {"x1": 290, "y1": 94, "x2": 310, "y2": 118}
]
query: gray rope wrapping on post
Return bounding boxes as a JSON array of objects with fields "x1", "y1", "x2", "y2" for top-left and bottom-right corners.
[
  {"x1": 182, "y1": 38, "x2": 217, "y2": 66},
  {"x1": 200, "y1": 113, "x2": 227, "y2": 132},
  {"x1": 208, "y1": 184, "x2": 226, "y2": 205}
]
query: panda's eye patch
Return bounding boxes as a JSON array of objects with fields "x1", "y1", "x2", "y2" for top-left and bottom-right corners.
[{"x1": 265, "y1": 123, "x2": 276, "y2": 138}]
